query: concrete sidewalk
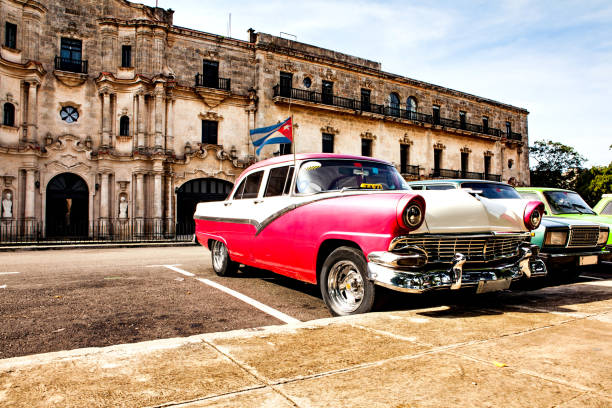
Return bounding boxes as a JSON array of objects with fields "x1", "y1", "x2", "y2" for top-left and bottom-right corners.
[{"x1": 1, "y1": 280, "x2": 611, "y2": 408}]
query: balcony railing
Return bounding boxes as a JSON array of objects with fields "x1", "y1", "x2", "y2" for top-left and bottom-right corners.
[
  {"x1": 273, "y1": 85, "x2": 510, "y2": 138},
  {"x1": 432, "y1": 168, "x2": 461, "y2": 179},
  {"x1": 195, "y1": 74, "x2": 231, "y2": 91},
  {"x1": 54, "y1": 56, "x2": 88, "y2": 74},
  {"x1": 401, "y1": 164, "x2": 420, "y2": 176},
  {"x1": 460, "y1": 171, "x2": 485, "y2": 180},
  {"x1": 485, "y1": 173, "x2": 502, "y2": 182},
  {"x1": 507, "y1": 132, "x2": 522, "y2": 141}
]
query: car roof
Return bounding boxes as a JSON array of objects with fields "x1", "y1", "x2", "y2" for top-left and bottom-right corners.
[
  {"x1": 244, "y1": 153, "x2": 391, "y2": 173},
  {"x1": 408, "y1": 179, "x2": 509, "y2": 185},
  {"x1": 516, "y1": 187, "x2": 578, "y2": 193}
]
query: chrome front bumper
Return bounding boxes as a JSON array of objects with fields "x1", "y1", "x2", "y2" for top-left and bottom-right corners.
[{"x1": 367, "y1": 243, "x2": 546, "y2": 294}]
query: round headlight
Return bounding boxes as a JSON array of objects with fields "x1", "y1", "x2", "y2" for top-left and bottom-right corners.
[
  {"x1": 404, "y1": 204, "x2": 422, "y2": 228},
  {"x1": 530, "y1": 209, "x2": 541, "y2": 229}
]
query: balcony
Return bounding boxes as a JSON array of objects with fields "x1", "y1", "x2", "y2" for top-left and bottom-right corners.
[
  {"x1": 432, "y1": 168, "x2": 502, "y2": 181},
  {"x1": 195, "y1": 74, "x2": 231, "y2": 91},
  {"x1": 432, "y1": 168, "x2": 461, "y2": 179},
  {"x1": 273, "y1": 85, "x2": 513, "y2": 139},
  {"x1": 401, "y1": 164, "x2": 420, "y2": 176},
  {"x1": 507, "y1": 132, "x2": 522, "y2": 141},
  {"x1": 54, "y1": 56, "x2": 88, "y2": 74}
]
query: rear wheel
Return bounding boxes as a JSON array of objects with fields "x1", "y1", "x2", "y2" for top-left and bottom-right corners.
[
  {"x1": 320, "y1": 246, "x2": 376, "y2": 316},
  {"x1": 211, "y1": 240, "x2": 239, "y2": 276}
]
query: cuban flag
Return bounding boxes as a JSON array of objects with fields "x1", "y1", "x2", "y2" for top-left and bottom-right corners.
[{"x1": 250, "y1": 117, "x2": 293, "y2": 156}]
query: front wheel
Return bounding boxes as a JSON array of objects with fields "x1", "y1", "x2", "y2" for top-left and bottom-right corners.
[
  {"x1": 320, "y1": 246, "x2": 376, "y2": 316},
  {"x1": 211, "y1": 240, "x2": 239, "y2": 276}
]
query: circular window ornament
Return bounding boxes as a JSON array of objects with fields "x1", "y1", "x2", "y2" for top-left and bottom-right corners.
[
  {"x1": 303, "y1": 77, "x2": 312, "y2": 88},
  {"x1": 60, "y1": 106, "x2": 79, "y2": 123}
]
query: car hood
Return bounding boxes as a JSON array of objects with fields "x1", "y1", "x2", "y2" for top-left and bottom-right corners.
[
  {"x1": 412, "y1": 190, "x2": 531, "y2": 234},
  {"x1": 553, "y1": 213, "x2": 612, "y2": 226},
  {"x1": 541, "y1": 217, "x2": 605, "y2": 228}
]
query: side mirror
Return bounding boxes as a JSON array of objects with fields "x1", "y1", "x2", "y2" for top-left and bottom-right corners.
[{"x1": 544, "y1": 210, "x2": 549, "y2": 215}]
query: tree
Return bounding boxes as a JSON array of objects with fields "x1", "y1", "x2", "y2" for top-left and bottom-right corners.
[
  {"x1": 529, "y1": 140, "x2": 586, "y2": 189},
  {"x1": 575, "y1": 163, "x2": 612, "y2": 207}
]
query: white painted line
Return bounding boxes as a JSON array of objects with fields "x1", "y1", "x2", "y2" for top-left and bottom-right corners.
[
  {"x1": 0, "y1": 285, "x2": 6, "y2": 289},
  {"x1": 195, "y1": 277, "x2": 301, "y2": 324},
  {"x1": 146, "y1": 264, "x2": 180, "y2": 268},
  {"x1": 580, "y1": 275, "x2": 604, "y2": 280},
  {"x1": 161, "y1": 265, "x2": 195, "y2": 277},
  {"x1": 0, "y1": 272, "x2": 20, "y2": 275},
  {"x1": 508, "y1": 304, "x2": 587, "y2": 318}
]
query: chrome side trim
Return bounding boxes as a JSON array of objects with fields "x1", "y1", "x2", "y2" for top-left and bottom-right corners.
[{"x1": 194, "y1": 215, "x2": 261, "y2": 229}]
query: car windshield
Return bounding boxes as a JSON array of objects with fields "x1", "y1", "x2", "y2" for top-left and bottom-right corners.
[
  {"x1": 544, "y1": 191, "x2": 596, "y2": 215},
  {"x1": 460, "y1": 182, "x2": 521, "y2": 199},
  {"x1": 295, "y1": 159, "x2": 409, "y2": 194}
]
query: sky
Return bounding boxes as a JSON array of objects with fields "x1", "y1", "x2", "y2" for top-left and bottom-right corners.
[{"x1": 141, "y1": 0, "x2": 612, "y2": 167}]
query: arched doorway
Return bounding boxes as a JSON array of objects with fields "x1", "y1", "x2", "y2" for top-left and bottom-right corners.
[
  {"x1": 176, "y1": 178, "x2": 233, "y2": 234},
  {"x1": 46, "y1": 173, "x2": 89, "y2": 238}
]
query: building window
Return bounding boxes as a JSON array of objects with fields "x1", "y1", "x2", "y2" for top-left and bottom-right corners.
[
  {"x1": 322, "y1": 132, "x2": 334, "y2": 153},
  {"x1": 201, "y1": 59, "x2": 219, "y2": 88},
  {"x1": 5, "y1": 22, "x2": 16, "y2": 49},
  {"x1": 433, "y1": 148, "x2": 442, "y2": 176},
  {"x1": 407, "y1": 96, "x2": 418, "y2": 120},
  {"x1": 361, "y1": 138, "x2": 372, "y2": 157},
  {"x1": 121, "y1": 45, "x2": 132, "y2": 68},
  {"x1": 388, "y1": 92, "x2": 400, "y2": 116},
  {"x1": 506, "y1": 121, "x2": 512, "y2": 137},
  {"x1": 482, "y1": 116, "x2": 489, "y2": 133},
  {"x1": 119, "y1": 115, "x2": 130, "y2": 136},
  {"x1": 280, "y1": 71, "x2": 293, "y2": 97},
  {"x1": 302, "y1": 77, "x2": 311, "y2": 88},
  {"x1": 459, "y1": 111, "x2": 466, "y2": 129},
  {"x1": 202, "y1": 120, "x2": 218, "y2": 145},
  {"x1": 3, "y1": 103, "x2": 14, "y2": 126},
  {"x1": 484, "y1": 155, "x2": 491, "y2": 176},
  {"x1": 60, "y1": 37, "x2": 82, "y2": 61},
  {"x1": 461, "y1": 151, "x2": 469, "y2": 176},
  {"x1": 60, "y1": 106, "x2": 79, "y2": 123},
  {"x1": 400, "y1": 144, "x2": 409, "y2": 174},
  {"x1": 279, "y1": 142, "x2": 292, "y2": 155},
  {"x1": 361, "y1": 88, "x2": 371, "y2": 111},
  {"x1": 322, "y1": 80, "x2": 333, "y2": 105},
  {"x1": 432, "y1": 105, "x2": 441, "y2": 125}
]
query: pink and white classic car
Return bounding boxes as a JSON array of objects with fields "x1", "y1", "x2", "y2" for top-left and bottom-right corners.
[{"x1": 195, "y1": 153, "x2": 546, "y2": 316}]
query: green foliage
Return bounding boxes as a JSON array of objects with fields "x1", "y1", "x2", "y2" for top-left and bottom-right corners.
[
  {"x1": 530, "y1": 140, "x2": 586, "y2": 189},
  {"x1": 575, "y1": 163, "x2": 612, "y2": 207}
]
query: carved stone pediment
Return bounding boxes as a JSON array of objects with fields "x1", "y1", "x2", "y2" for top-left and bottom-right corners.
[
  {"x1": 195, "y1": 87, "x2": 229, "y2": 108},
  {"x1": 460, "y1": 146, "x2": 472, "y2": 154},
  {"x1": 47, "y1": 134, "x2": 93, "y2": 154},
  {"x1": 280, "y1": 62, "x2": 297, "y2": 73},
  {"x1": 433, "y1": 142, "x2": 446, "y2": 150},
  {"x1": 320, "y1": 125, "x2": 339, "y2": 135},
  {"x1": 198, "y1": 111, "x2": 223, "y2": 122},
  {"x1": 360, "y1": 131, "x2": 376, "y2": 140},
  {"x1": 484, "y1": 150, "x2": 494, "y2": 157},
  {"x1": 399, "y1": 134, "x2": 413, "y2": 145}
]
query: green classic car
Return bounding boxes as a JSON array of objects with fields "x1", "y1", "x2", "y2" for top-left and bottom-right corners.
[
  {"x1": 515, "y1": 187, "x2": 612, "y2": 257},
  {"x1": 409, "y1": 180, "x2": 610, "y2": 276},
  {"x1": 594, "y1": 194, "x2": 612, "y2": 216}
]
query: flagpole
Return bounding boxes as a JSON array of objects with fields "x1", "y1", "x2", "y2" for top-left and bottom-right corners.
[{"x1": 288, "y1": 85, "x2": 296, "y2": 169}]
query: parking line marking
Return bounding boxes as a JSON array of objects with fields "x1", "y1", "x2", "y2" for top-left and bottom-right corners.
[
  {"x1": 0, "y1": 272, "x2": 20, "y2": 275},
  {"x1": 0, "y1": 285, "x2": 6, "y2": 289},
  {"x1": 161, "y1": 265, "x2": 195, "y2": 277},
  {"x1": 195, "y1": 277, "x2": 301, "y2": 324},
  {"x1": 580, "y1": 275, "x2": 604, "y2": 280},
  {"x1": 160, "y1": 265, "x2": 301, "y2": 324}
]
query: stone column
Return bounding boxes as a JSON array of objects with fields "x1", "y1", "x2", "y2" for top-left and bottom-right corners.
[
  {"x1": 101, "y1": 92, "x2": 111, "y2": 147},
  {"x1": 165, "y1": 175, "x2": 173, "y2": 236},
  {"x1": 24, "y1": 169, "x2": 36, "y2": 219},
  {"x1": 153, "y1": 172, "x2": 163, "y2": 237},
  {"x1": 135, "y1": 173, "x2": 144, "y2": 236},
  {"x1": 137, "y1": 93, "x2": 146, "y2": 148},
  {"x1": 99, "y1": 173, "x2": 109, "y2": 236},
  {"x1": 154, "y1": 87, "x2": 164, "y2": 150},
  {"x1": 26, "y1": 81, "x2": 38, "y2": 144},
  {"x1": 165, "y1": 97, "x2": 174, "y2": 152}
]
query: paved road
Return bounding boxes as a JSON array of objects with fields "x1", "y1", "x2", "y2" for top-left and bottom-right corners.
[{"x1": 0, "y1": 246, "x2": 609, "y2": 359}]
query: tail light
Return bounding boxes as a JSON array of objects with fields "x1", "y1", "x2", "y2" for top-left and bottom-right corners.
[
  {"x1": 397, "y1": 195, "x2": 426, "y2": 231},
  {"x1": 523, "y1": 201, "x2": 544, "y2": 230}
]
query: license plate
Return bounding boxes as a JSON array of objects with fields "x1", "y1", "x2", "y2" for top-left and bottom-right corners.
[
  {"x1": 579, "y1": 255, "x2": 598, "y2": 266},
  {"x1": 476, "y1": 278, "x2": 512, "y2": 294}
]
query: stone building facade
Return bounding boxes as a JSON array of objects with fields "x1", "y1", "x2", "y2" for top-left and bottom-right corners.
[{"x1": 0, "y1": 0, "x2": 530, "y2": 239}]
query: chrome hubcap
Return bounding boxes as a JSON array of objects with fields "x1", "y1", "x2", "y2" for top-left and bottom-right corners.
[
  {"x1": 212, "y1": 241, "x2": 226, "y2": 271},
  {"x1": 327, "y1": 260, "x2": 364, "y2": 314}
]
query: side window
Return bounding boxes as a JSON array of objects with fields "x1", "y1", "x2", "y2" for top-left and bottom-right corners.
[
  {"x1": 426, "y1": 185, "x2": 454, "y2": 190},
  {"x1": 264, "y1": 166, "x2": 293, "y2": 197},
  {"x1": 235, "y1": 171, "x2": 263, "y2": 199},
  {"x1": 602, "y1": 202, "x2": 612, "y2": 215},
  {"x1": 518, "y1": 192, "x2": 541, "y2": 201},
  {"x1": 283, "y1": 167, "x2": 295, "y2": 195}
]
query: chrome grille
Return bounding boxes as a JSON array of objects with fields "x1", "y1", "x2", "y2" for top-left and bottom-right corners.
[
  {"x1": 567, "y1": 227, "x2": 600, "y2": 248},
  {"x1": 391, "y1": 234, "x2": 529, "y2": 263}
]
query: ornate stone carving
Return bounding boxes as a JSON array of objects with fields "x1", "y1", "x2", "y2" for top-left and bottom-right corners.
[
  {"x1": 360, "y1": 131, "x2": 376, "y2": 140},
  {"x1": 433, "y1": 142, "x2": 446, "y2": 150},
  {"x1": 322, "y1": 68, "x2": 337, "y2": 81},
  {"x1": 280, "y1": 61, "x2": 297, "y2": 73},
  {"x1": 484, "y1": 150, "x2": 494, "y2": 157},
  {"x1": 320, "y1": 125, "x2": 339, "y2": 135},
  {"x1": 198, "y1": 111, "x2": 223, "y2": 121},
  {"x1": 399, "y1": 134, "x2": 413, "y2": 145},
  {"x1": 460, "y1": 146, "x2": 472, "y2": 154},
  {"x1": 362, "y1": 78, "x2": 374, "y2": 89}
]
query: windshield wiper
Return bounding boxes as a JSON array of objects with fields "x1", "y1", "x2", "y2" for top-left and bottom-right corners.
[{"x1": 572, "y1": 203, "x2": 595, "y2": 214}]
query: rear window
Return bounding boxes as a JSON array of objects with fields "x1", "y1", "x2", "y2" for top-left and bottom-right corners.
[
  {"x1": 426, "y1": 185, "x2": 455, "y2": 190},
  {"x1": 459, "y1": 182, "x2": 521, "y2": 199}
]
